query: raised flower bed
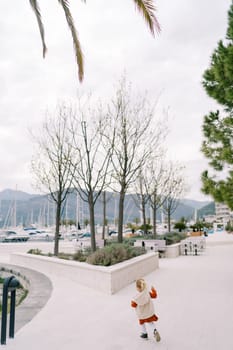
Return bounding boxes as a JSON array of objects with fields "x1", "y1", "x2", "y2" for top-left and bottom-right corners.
[{"x1": 10, "y1": 251, "x2": 159, "y2": 294}]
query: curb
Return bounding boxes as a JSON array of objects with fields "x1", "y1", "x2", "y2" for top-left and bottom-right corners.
[{"x1": 0, "y1": 264, "x2": 53, "y2": 333}]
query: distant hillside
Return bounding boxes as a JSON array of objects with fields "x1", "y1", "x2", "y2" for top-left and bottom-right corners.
[
  {"x1": 0, "y1": 189, "x2": 212, "y2": 228},
  {"x1": 197, "y1": 202, "x2": 215, "y2": 218},
  {"x1": 181, "y1": 199, "x2": 211, "y2": 210},
  {"x1": 0, "y1": 189, "x2": 38, "y2": 201}
]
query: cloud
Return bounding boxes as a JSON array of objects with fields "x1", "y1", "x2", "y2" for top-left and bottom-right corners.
[{"x1": 0, "y1": 0, "x2": 231, "y2": 200}]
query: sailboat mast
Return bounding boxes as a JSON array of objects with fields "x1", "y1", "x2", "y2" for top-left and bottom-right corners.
[{"x1": 13, "y1": 184, "x2": 17, "y2": 227}]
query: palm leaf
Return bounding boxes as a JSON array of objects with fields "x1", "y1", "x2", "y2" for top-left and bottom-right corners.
[
  {"x1": 58, "y1": 0, "x2": 84, "y2": 82},
  {"x1": 30, "y1": 0, "x2": 159, "y2": 83},
  {"x1": 29, "y1": 0, "x2": 47, "y2": 57},
  {"x1": 133, "y1": 0, "x2": 161, "y2": 35}
]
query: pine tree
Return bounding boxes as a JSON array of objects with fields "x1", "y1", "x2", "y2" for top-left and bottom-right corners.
[{"x1": 201, "y1": 2, "x2": 233, "y2": 210}]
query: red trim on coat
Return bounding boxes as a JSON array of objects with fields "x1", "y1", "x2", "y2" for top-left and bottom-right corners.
[
  {"x1": 131, "y1": 300, "x2": 137, "y2": 308},
  {"x1": 150, "y1": 288, "x2": 157, "y2": 299},
  {"x1": 139, "y1": 314, "x2": 158, "y2": 324}
]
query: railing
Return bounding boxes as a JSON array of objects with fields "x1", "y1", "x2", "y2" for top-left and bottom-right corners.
[{"x1": 1, "y1": 275, "x2": 20, "y2": 345}]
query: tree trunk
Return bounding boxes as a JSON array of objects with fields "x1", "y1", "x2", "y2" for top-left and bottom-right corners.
[
  {"x1": 168, "y1": 210, "x2": 171, "y2": 233},
  {"x1": 88, "y1": 192, "x2": 96, "y2": 252},
  {"x1": 152, "y1": 206, "x2": 157, "y2": 238},
  {"x1": 118, "y1": 190, "x2": 125, "y2": 243},
  {"x1": 142, "y1": 199, "x2": 147, "y2": 234},
  {"x1": 54, "y1": 197, "x2": 61, "y2": 256},
  {"x1": 102, "y1": 191, "x2": 106, "y2": 240}
]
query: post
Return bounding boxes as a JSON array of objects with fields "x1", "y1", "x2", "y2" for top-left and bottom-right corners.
[
  {"x1": 194, "y1": 244, "x2": 198, "y2": 256},
  {"x1": 9, "y1": 289, "x2": 16, "y2": 338},
  {"x1": 1, "y1": 276, "x2": 20, "y2": 345}
]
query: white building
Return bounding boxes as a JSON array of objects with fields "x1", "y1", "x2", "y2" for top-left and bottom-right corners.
[
  {"x1": 203, "y1": 214, "x2": 216, "y2": 224},
  {"x1": 215, "y1": 202, "x2": 233, "y2": 227}
]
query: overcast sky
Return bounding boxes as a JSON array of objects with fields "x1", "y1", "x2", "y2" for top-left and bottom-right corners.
[{"x1": 0, "y1": 0, "x2": 231, "y2": 201}]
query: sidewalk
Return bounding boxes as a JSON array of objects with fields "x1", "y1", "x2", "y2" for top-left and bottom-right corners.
[{"x1": 1, "y1": 232, "x2": 233, "y2": 350}]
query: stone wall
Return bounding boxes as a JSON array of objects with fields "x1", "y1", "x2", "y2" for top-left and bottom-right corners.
[{"x1": 10, "y1": 251, "x2": 159, "y2": 294}]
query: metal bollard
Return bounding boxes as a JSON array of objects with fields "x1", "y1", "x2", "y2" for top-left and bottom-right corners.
[
  {"x1": 1, "y1": 276, "x2": 20, "y2": 345},
  {"x1": 194, "y1": 244, "x2": 198, "y2": 256},
  {"x1": 189, "y1": 242, "x2": 193, "y2": 254}
]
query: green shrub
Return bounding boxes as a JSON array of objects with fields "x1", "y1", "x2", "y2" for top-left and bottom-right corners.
[
  {"x1": 73, "y1": 247, "x2": 92, "y2": 261},
  {"x1": 225, "y1": 222, "x2": 233, "y2": 232},
  {"x1": 160, "y1": 231, "x2": 187, "y2": 245},
  {"x1": 86, "y1": 243, "x2": 145, "y2": 266},
  {"x1": 27, "y1": 242, "x2": 146, "y2": 266},
  {"x1": 27, "y1": 248, "x2": 42, "y2": 255},
  {"x1": 87, "y1": 248, "x2": 111, "y2": 266},
  {"x1": 122, "y1": 238, "x2": 136, "y2": 246},
  {"x1": 174, "y1": 222, "x2": 186, "y2": 232},
  {"x1": 58, "y1": 252, "x2": 73, "y2": 260}
]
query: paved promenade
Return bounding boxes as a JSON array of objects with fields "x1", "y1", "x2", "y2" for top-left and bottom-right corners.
[{"x1": 1, "y1": 232, "x2": 233, "y2": 349}]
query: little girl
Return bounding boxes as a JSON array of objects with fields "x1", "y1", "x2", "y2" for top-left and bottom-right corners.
[{"x1": 131, "y1": 278, "x2": 161, "y2": 341}]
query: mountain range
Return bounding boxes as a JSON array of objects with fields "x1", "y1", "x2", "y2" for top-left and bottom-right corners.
[{"x1": 0, "y1": 189, "x2": 214, "y2": 228}]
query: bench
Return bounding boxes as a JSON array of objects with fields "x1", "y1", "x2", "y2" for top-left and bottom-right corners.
[{"x1": 134, "y1": 239, "x2": 166, "y2": 257}]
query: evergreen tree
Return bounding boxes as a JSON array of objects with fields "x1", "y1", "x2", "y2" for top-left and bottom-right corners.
[{"x1": 201, "y1": 2, "x2": 233, "y2": 209}]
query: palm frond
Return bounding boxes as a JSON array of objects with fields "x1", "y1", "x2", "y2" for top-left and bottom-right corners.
[
  {"x1": 29, "y1": 0, "x2": 47, "y2": 57},
  {"x1": 133, "y1": 0, "x2": 160, "y2": 35},
  {"x1": 58, "y1": 0, "x2": 84, "y2": 82}
]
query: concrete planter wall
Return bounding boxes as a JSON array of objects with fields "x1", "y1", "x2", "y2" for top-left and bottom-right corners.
[
  {"x1": 165, "y1": 243, "x2": 181, "y2": 258},
  {"x1": 10, "y1": 252, "x2": 159, "y2": 295}
]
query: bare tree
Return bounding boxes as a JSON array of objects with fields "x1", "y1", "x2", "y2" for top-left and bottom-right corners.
[
  {"x1": 105, "y1": 79, "x2": 161, "y2": 243},
  {"x1": 162, "y1": 163, "x2": 186, "y2": 232},
  {"x1": 102, "y1": 191, "x2": 107, "y2": 239},
  {"x1": 147, "y1": 158, "x2": 172, "y2": 237},
  {"x1": 133, "y1": 126, "x2": 168, "y2": 236},
  {"x1": 99, "y1": 191, "x2": 114, "y2": 240},
  {"x1": 133, "y1": 167, "x2": 150, "y2": 234},
  {"x1": 31, "y1": 103, "x2": 78, "y2": 255},
  {"x1": 70, "y1": 102, "x2": 113, "y2": 251}
]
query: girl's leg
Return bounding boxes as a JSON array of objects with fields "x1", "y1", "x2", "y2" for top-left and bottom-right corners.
[
  {"x1": 140, "y1": 323, "x2": 147, "y2": 333},
  {"x1": 140, "y1": 323, "x2": 148, "y2": 339},
  {"x1": 148, "y1": 321, "x2": 156, "y2": 331}
]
